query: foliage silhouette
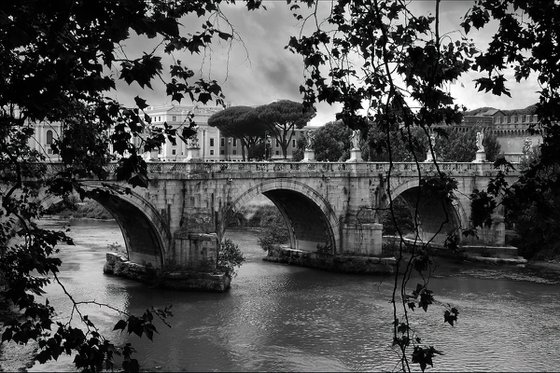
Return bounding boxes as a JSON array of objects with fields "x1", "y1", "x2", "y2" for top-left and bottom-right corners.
[
  {"x1": 309, "y1": 120, "x2": 352, "y2": 161},
  {"x1": 207, "y1": 106, "x2": 268, "y2": 160},
  {"x1": 1, "y1": 0, "x2": 264, "y2": 370},
  {"x1": 2, "y1": 0, "x2": 559, "y2": 371},
  {"x1": 256, "y1": 100, "x2": 316, "y2": 159}
]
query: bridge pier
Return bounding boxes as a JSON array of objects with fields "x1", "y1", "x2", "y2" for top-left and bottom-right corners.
[
  {"x1": 104, "y1": 252, "x2": 230, "y2": 291},
  {"x1": 35, "y1": 161, "x2": 519, "y2": 290},
  {"x1": 463, "y1": 213, "x2": 506, "y2": 247},
  {"x1": 265, "y1": 222, "x2": 392, "y2": 274},
  {"x1": 104, "y1": 231, "x2": 230, "y2": 291},
  {"x1": 341, "y1": 223, "x2": 383, "y2": 256},
  {"x1": 171, "y1": 232, "x2": 218, "y2": 270}
]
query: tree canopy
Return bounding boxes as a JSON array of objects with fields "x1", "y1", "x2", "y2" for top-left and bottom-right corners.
[
  {"x1": 310, "y1": 120, "x2": 352, "y2": 161},
  {"x1": 1, "y1": 0, "x2": 264, "y2": 370},
  {"x1": 207, "y1": 106, "x2": 268, "y2": 160},
  {"x1": 256, "y1": 99, "x2": 315, "y2": 158},
  {"x1": 435, "y1": 127, "x2": 501, "y2": 162},
  {"x1": 288, "y1": 0, "x2": 559, "y2": 370},
  {"x1": 2, "y1": 0, "x2": 560, "y2": 372}
]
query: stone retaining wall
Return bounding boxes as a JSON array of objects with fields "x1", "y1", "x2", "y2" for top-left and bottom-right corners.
[{"x1": 264, "y1": 247, "x2": 395, "y2": 274}]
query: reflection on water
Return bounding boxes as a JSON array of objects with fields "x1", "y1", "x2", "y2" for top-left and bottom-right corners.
[{"x1": 31, "y1": 220, "x2": 560, "y2": 372}]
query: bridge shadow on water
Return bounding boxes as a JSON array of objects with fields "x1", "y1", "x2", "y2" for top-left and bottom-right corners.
[{"x1": 31, "y1": 217, "x2": 560, "y2": 372}]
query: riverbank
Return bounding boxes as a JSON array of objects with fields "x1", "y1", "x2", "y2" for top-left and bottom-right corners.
[
  {"x1": 0, "y1": 339, "x2": 36, "y2": 372},
  {"x1": 0, "y1": 300, "x2": 37, "y2": 372},
  {"x1": 527, "y1": 259, "x2": 560, "y2": 273},
  {"x1": 36, "y1": 224, "x2": 560, "y2": 371}
]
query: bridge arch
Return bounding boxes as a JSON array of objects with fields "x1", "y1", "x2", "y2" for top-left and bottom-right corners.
[
  {"x1": 227, "y1": 179, "x2": 340, "y2": 254},
  {"x1": 42, "y1": 184, "x2": 170, "y2": 268},
  {"x1": 389, "y1": 178, "x2": 468, "y2": 244}
]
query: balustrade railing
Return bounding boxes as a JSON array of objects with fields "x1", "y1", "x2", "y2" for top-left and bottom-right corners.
[{"x1": 38, "y1": 160, "x2": 519, "y2": 179}]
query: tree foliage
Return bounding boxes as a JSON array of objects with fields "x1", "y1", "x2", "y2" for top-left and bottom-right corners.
[
  {"x1": 462, "y1": 0, "x2": 560, "y2": 261},
  {"x1": 217, "y1": 239, "x2": 245, "y2": 277},
  {"x1": 367, "y1": 121, "x2": 426, "y2": 162},
  {"x1": 287, "y1": 0, "x2": 478, "y2": 370},
  {"x1": 256, "y1": 100, "x2": 315, "y2": 158},
  {"x1": 502, "y1": 150, "x2": 560, "y2": 259},
  {"x1": 310, "y1": 120, "x2": 352, "y2": 161},
  {"x1": 2, "y1": 0, "x2": 560, "y2": 371},
  {"x1": 1, "y1": 0, "x2": 264, "y2": 370},
  {"x1": 381, "y1": 197, "x2": 415, "y2": 236},
  {"x1": 207, "y1": 106, "x2": 268, "y2": 160},
  {"x1": 436, "y1": 127, "x2": 501, "y2": 162},
  {"x1": 258, "y1": 225, "x2": 291, "y2": 253},
  {"x1": 287, "y1": 0, "x2": 559, "y2": 369}
]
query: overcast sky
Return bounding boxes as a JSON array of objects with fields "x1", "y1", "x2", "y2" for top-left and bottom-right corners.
[{"x1": 112, "y1": 0, "x2": 539, "y2": 126}]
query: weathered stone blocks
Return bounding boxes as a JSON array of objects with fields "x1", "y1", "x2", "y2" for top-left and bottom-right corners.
[
  {"x1": 264, "y1": 246, "x2": 395, "y2": 274},
  {"x1": 104, "y1": 252, "x2": 230, "y2": 291},
  {"x1": 172, "y1": 232, "x2": 218, "y2": 269},
  {"x1": 341, "y1": 223, "x2": 382, "y2": 256}
]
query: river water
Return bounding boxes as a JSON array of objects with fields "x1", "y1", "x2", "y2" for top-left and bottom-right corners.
[{"x1": 30, "y1": 218, "x2": 560, "y2": 372}]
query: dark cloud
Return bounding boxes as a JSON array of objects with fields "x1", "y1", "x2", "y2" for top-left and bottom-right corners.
[{"x1": 110, "y1": 2, "x2": 537, "y2": 123}]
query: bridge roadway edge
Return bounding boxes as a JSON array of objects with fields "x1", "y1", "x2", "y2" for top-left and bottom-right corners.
[{"x1": 37, "y1": 161, "x2": 520, "y2": 291}]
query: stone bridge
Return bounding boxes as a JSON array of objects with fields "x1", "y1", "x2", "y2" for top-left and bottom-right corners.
[{"x1": 39, "y1": 161, "x2": 519, "y2": 289}]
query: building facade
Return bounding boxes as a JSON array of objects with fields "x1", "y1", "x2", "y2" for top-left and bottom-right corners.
[
  {"x1": 144, "y1": 105, "x2": 224, "y2": 161},
  {"x1": 27, "y1": 120, "x2": 64, "y2": 162},
  {"x1": 455, "y1": 106, "x2": 543, "y2": 162},
  {"x1": 28, "y1": 104, "x2": 304, "y2": 162},
  {"x1": 144, "y1": 104, "x2": 304, "y2": 161}
]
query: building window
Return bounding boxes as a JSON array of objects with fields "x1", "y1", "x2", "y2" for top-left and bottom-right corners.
[
  {"x1": 172, "y1": 149, "x2": 176, "y2": 155},
  {"x1": 210, "y1": 149, "x2": 214, "y2": 155},
  {"x1": 221, "y1": 138, "x2": 225, "y2": 146},
  {"x1": 233, "y1": 150, "x2": 237, "y2": 155},
  {"x1": 220, "y1": 150, "x2": 225, "y2": 155},
  {"x1": 233, "y1": 138, "x2": 237, "y2": 147},
  {"x1": 172, "y1": 115, "x2": 177, "y2": 121},
  {"x1": 210, "y1": 138, "x2": 215, "y2": 147},
  {"x1": 46, "y1": 130, "x2": 53, "y2": 145},
  {"x1": 46, "y1": 130, "x2": 53, "y2": 154},
  {"x1": 292, "y1": 139, "x2": 296, "y2": 147},
  {"x1": 276, "y1": 140, "x2": 280, "y2": 147},
  {"x1": 275, "y1": 150, "x2": 280, "y2": 155}
]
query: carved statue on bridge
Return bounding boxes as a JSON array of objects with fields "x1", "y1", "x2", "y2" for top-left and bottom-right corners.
[
  {"x1": 188, "y1": 134, "x2": 200, "y2": 148},
  {"x1": 350, "y1": 129, "x2": 360, "y2": 150},
  {"x1": 425, "y1": 131, "x2": 437, "y2": 162},
  {"x1": 305, "y1": 130, "x2": 315, "y2": 151},
  {"x1": 523, "y1": 137, "x2": 532, "y2": 154},
  {"x1": 476, "y1": 131, "x2": 485, "y2": 152}
]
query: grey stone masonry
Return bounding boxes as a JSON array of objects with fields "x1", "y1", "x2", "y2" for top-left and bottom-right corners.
[{"x1": 37, "y1": 161, "x2": 520, "y2": 290}]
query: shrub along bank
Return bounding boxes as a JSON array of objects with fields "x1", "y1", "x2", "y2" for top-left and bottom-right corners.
[{"x1": 44, "y1": 198, "x2": 113, "y2": 219}]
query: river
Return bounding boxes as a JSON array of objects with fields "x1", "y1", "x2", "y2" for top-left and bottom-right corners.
[{"x1": 29, "y1": 218, "x2": 560, "y2": 372}]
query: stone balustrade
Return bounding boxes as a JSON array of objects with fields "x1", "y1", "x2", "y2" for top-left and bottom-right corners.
[{"x1": 41, "y1": 161, "x2": 521, "y2": 180}]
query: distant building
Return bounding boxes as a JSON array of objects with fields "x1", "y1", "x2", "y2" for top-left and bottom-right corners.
[
  {"x1": 144, "y1": 104, "x2": 304, "y2": 161},
  {"x1": 451, "y1": 105, "x2": 543, "y2": 162},
  {"x1": 27, "y1": 120, "x2": 64, "y2": 162},
  {"x1": 268, "y1": 129, "x2": 306, "y2": 160},
  {"x1": 144, "y1": 104, "x2": 224, "y2": 161},
  {"x1": 28, "y1": 104, "x2": 304, "y2": 162}
]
